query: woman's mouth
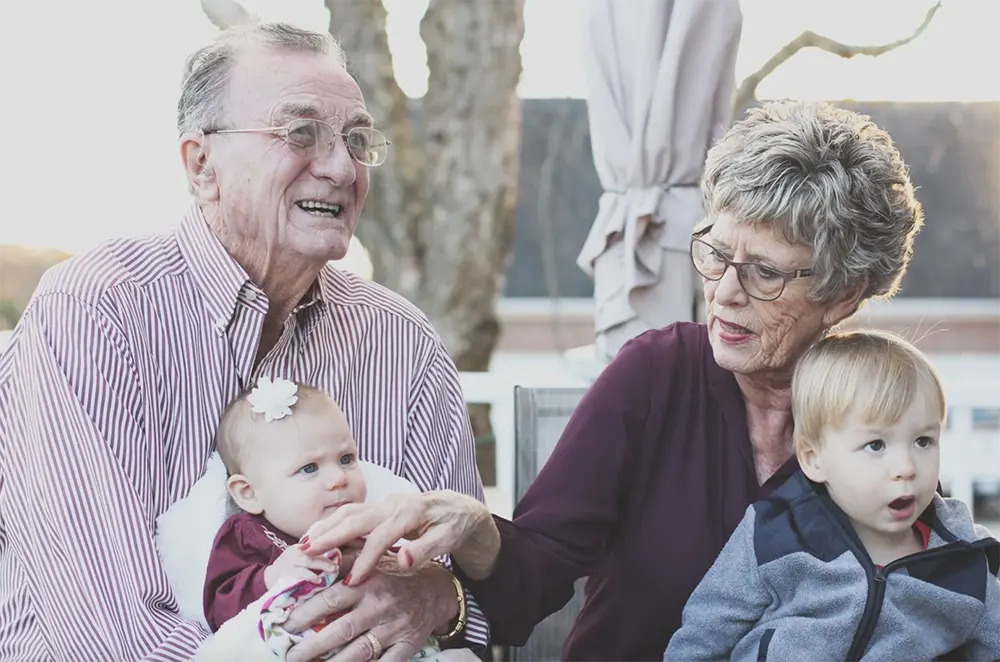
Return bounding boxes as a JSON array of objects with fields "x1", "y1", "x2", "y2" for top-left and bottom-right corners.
[{"x1": 716, "y1": 318, "x2": 753, "y2": 343}]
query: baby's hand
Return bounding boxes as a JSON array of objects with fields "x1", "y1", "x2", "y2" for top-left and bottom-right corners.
[{"x1": 264, "y1": 544, "x2": 341, "y2": 589}]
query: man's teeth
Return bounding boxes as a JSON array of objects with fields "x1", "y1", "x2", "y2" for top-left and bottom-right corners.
[{"x1": 297, "y1": 201, "x2": 342, "y2": 216}]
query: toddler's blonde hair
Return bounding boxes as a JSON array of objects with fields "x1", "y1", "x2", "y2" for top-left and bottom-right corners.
[{"x1": 792, "y1": 329, "x2": 946, "y2": 452}]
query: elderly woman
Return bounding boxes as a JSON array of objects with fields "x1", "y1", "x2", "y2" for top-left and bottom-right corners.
[{"x1": 292, "y1": 101, "x2": 924, "y2": 661}]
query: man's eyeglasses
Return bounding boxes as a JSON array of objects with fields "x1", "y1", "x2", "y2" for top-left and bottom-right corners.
[
  {"x1": 202, "y1": 118, "x2": 390, "y2": 167},
  {"x1": 689, "y1": 227, "x2": 813, "y2": 302}
]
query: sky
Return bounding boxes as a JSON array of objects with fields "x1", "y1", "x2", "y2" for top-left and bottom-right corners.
[{"x1": 0, "y1": 0, "x2": 997, "y2": 256}]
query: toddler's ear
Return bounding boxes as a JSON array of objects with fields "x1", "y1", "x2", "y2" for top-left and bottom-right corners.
[
  {"x1": 226, "y1": 474, "x2": 263, "y2": 514},
  {"x1": 796, "y1": 442, "x2": 826, "y2": 483}
]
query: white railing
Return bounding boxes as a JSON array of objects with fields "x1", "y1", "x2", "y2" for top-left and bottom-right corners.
[
  {"x1": 1, "y1": 328, "x2": 995, "y2": 515},
  {"x1": 460, "y1": 369, "x2": 1000, "y2": 518}
]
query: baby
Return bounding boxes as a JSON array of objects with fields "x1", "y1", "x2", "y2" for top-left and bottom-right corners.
[
  {"x1": 665, "y1": 330, "x2": 1000, "y2": 661},
  {"x1": 203, "y1": 377, "x2": 367, "y2": 632},
  {"x1": 200, "y1": 377, "x2": 476, "y2": 662}
]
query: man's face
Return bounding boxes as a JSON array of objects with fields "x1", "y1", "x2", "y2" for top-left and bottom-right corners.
[{"x1": 202, "y1": 44, "x2": 371, "y2": 263}]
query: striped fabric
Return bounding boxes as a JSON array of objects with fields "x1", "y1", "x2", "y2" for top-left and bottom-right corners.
[{"x1": 0, "y1": 205, "x2": 488, "y2": 661}]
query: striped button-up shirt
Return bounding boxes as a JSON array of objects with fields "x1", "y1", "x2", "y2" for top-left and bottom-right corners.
[{"x1": 0, "y1": 206, "x2": 488, "y2": 661}]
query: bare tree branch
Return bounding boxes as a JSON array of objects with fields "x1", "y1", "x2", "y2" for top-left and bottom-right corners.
[
  {"x1": 733, "y1": 0, "x2": 942, "y2": 113},
  {"x1": 199, "y1": 0, "x2": 252, "y2": 29}
]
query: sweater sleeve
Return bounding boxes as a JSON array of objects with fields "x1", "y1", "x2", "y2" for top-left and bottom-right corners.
[
  {"x1": 456, "y1": 331, "x2": 658, "y2": 646},
  {"x1": 663, "y1": 507, "x2": 771, "y2": 660},
  {"x1": 203, "y1": 515, "x2": 273, "y2": 632}
]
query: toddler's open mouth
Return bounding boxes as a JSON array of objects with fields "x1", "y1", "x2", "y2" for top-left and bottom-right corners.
[{"x1": 888, "y1": 495, "x2": 917, "y2": 520}]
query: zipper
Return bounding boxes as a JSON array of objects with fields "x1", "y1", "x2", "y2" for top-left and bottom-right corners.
[{"x1": 844, "y1": 542, "x2": 964, "y2": 660}]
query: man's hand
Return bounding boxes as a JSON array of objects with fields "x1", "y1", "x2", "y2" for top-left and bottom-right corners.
[
  {"x1": 264, "y1": 544, "x2": 341, "y2": 589},
  {"x1": 284, "y1": 557, "x2": 458, "y2": 662}
]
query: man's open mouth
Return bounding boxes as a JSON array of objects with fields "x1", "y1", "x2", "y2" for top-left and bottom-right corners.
[{"x1": 297, "y1": 200, "x2": 343, "y2": 217}]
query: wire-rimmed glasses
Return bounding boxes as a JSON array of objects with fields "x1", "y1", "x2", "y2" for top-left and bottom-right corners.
[
  {"x1": 202, "y1": 118, "x2": 390, "y2": 167},
  {"x1": 689, "y1": 227, "x2": 813, "y2": 302}
]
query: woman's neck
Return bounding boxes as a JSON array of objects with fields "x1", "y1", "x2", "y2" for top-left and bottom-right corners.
[{"x1": 736, "y1": 371, "x2": 795, "y2": 460}]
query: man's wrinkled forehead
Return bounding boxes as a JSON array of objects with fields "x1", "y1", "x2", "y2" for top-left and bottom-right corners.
[{"x1": 228, "y1": 44, "x2": 368, "y2": 124}]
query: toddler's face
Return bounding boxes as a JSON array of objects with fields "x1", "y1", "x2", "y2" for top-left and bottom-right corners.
[
  {"x1": 799, "y1": 386, "x2": 941, "y2": 555},
  {"x1": 235, "y1": 398, "x2": 367, "y2": 539}
]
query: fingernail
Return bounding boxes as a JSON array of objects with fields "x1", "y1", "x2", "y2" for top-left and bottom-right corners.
[
  {"x1": 401, "y1": 550, "x2": 413, "y2": 567},
  {"x1": 301, "y1": 542, "x2": 311, "y2": 551},
  {"x1": 299, "y1": 535, "x2": 310, "y2": 545},
  {"x1": 343, "y1": 573, "x2": 352, "y2": 586}
]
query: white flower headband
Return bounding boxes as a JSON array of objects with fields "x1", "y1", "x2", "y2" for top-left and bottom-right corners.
[{"x1": 247, "y1": 376, "x2": 299, "y2": 422}]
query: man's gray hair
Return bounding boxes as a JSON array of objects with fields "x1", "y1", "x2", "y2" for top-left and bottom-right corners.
[
  {"x1": 701, "y1": 100, "x2": 924, "y2": 304},
  {"x1": 176, "y1": 22, "x2": 348, "y2": 136}
]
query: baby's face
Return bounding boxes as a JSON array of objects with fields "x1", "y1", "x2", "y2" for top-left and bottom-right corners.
[
  {"x1": 242, "y1": 399, "x2": 367, "y2": 539},
  {"x1": 803, "y1": 388, "x2": 941, "y2": 554}
]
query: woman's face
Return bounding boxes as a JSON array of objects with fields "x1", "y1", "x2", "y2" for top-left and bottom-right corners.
[{"x1": 701, "y1": 212, "x2": 856, "y2": 378}]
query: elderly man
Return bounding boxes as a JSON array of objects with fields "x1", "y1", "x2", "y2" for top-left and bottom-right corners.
[{"x1": 0, "y1": 22, "x2": 487, "y2": 662}]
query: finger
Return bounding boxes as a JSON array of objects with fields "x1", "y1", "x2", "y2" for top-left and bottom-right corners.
[
  {"x1": 397, "y1": 526, "x2": 452, "y2": 570},
  {"x1": 327, "y1": 623, "x2": 400, "y2": 662},
  {"x1": 379, "y1": 639, "x2": 423, "y2": 662},
  {"x1": 282, "y1": 581, "x2": 362, "y2": 634},
  {"x1": 305, "y1": 557, "x2": 341, "y2": 575},
  {"x1": 347, "y1": 522, "x2": 407, "y2": 584},
  {"x1": 291, "y1": 606, "x2": 380, "y2": 662},
  {"x1": 305, "y1": 503, "x2": 385, "y2": 551}
]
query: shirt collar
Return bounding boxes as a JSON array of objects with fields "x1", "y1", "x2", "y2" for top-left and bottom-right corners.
[
  {"x1": 176, "y1": 204, "x2": 333, "y2": 333},
  {"x1": 176, "y1": 204, "x2": 251, "y2": 334}
]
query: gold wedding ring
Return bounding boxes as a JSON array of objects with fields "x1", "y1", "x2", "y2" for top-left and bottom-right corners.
[{"x1": 364, "y1": 631, "x2": 384, "y2": 660}]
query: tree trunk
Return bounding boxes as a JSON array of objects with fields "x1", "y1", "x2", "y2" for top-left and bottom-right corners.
[
  {"x1": 326, "y1": 0, "x2": 525, "y2": 483},
  {"x1": 327, "y1": 0, "x2": 525, "y2": 375}
]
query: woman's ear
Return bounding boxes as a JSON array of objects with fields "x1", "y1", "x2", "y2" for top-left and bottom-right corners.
[
  {"x1": 822, "y1": 286, "x2": 864, "y2": 329},
  {"x1": 226, "y1": 474, "x2": 263, "y2": 514},
  {"x1": 796, "y1": 442, "x2": 826, "y2": 484}
]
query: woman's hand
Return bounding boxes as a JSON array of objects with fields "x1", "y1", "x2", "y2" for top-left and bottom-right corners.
[
  {"x1": 302, "y1": 490, "x2": 499, "y2": 584},
  {"x1": 284, "y1": 557, "x2": 456, "y2": 662}
]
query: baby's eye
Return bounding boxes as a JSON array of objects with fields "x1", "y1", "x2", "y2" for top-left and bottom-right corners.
[
  {"x1": 864, "y1": 439, "x2": 886, "y2": 452},
  {"x1": 339, "y1": 453, "x2": 356, "y2": 466},
  {"x1": 298, "y1": 463, "x2": 319, "y2": 475},
  {"x1": 915, "y1": 436, "x2": 935, "y2": 448}
]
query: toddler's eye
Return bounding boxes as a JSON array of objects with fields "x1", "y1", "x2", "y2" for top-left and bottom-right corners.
[
  {"x1": 298, "y1": 463, "x2": 318, "y2": 475},
  {"x1": 339, "y1": 453, "x2": 356, "y2": 466},
  {"x1": 864, "y1": 439, "x2": 885, "y2": 452}
]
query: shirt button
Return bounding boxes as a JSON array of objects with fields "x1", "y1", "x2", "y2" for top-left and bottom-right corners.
[
  {"x1": 244, "y1": 290, "x2": 258, "y2": 302},
  {"x1": 214, "y1": 317, "x2": 227, "y2": 332}
]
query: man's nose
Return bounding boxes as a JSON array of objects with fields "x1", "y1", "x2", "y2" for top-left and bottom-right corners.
[{"x1": 311, "y1": 138, "x2": 357, "y2": 186}]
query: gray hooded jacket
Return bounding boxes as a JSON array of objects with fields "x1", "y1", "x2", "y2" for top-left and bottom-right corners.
[{"x1": 664, "y1": 472, "x2": 1000, "y2": 661}]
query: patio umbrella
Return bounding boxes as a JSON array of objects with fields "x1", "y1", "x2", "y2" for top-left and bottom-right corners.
[{"x1": 576, "y1": 0, "x2": 742, "y2": 361}]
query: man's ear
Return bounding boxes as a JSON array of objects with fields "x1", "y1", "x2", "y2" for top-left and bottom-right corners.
[
  {"x1": 226, "y1": 473, "x2": 263, "y2": 514},
  {"x1": 796, "y1": 441, "x2": 826, "y2": 483},
  {"x1": 180, "y1": 132, "x2": 219, "y2": 203}
]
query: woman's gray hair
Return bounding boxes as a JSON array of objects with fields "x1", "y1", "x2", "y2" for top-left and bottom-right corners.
[
  {"x1": 701, "y1": 100, "x2": 924, "y2": 304},
  {"x1": 176, "y1": 22, "x2": 348, "y2": 136}
]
